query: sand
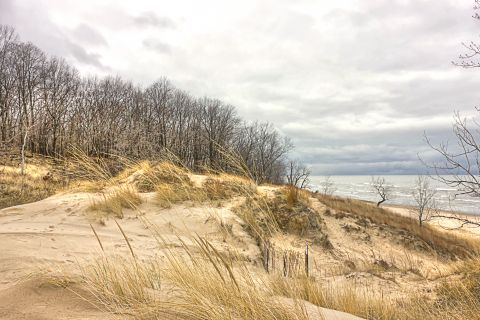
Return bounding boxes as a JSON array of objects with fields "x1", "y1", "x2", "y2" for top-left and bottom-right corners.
[{"x1": 0, "y1": 184, "x2": 367, "y2": 319}]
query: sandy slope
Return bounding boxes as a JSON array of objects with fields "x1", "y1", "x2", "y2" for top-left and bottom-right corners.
[
  {"x1": 0, "y1": 186, "x2": 365, "y2": 319},
  {"x1": 0, "y1": 191, "x2": 258, "y2": 319}
]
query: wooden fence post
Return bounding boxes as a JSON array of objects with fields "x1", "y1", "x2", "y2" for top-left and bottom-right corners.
[{"x1": 305, "y1": 242, "x2": 309, "y2": 277}]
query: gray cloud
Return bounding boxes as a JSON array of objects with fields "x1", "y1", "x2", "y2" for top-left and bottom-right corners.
[
  {"x1": 133, "y1": 12, "x2": 175, "y2": 29},
  {"x1": 143, "y1": 38, "x2": 171, "y2": 54},
  {"x1": 0, "y1": 0, "x2": 107, "y2": 69},
  {"x1": 72, "y1": 24, "x2": 108, "y2": 47}
]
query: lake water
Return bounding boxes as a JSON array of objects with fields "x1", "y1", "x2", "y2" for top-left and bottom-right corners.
[{"x1": 309, "y1": 175, "x2": 480, "y2": 215}]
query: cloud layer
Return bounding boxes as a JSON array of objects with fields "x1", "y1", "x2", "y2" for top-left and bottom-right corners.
[{"x1": 2, "y1": 0, "x2": 480, "y2": 174}]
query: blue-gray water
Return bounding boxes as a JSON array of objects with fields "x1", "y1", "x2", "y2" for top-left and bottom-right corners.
[{"x1": 309, "y1": 175, "x2": 480, "y2": 215}]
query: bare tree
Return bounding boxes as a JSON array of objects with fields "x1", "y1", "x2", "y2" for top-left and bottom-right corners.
[
  {"x1": 285, "y1": 160, "x2": 310, "y2": 189},
  {"x1": 411, "y1": 175, "x2": 437, "y2": 227},
  {"x1": 425, "y1": 112, "x2": 480, "y2": 198},
  {"x1": 319, "y1": 176, "x2": 336, "y2": 196},
  {"x1": 371, "y1": 176, "x2": 391, "y2": 207},
  {"x1": 454, "y1": 0, "x2": 480, "y2": 68},
  {"x1": 424, "y1": 113, "x2": 480, "y2": 228}
]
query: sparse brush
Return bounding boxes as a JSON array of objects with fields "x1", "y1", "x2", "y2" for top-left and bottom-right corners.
[
  {"x1": 0, "y1": 156, "x2": 68, "y2": 208},
  {"x1": 317, "y1": 194, "x2": 480, "y2": 259}
]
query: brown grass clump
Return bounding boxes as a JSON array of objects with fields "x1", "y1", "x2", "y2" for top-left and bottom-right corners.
[
  {"x1": 117, "y1": 160, "x2": 192, "y2": 192},
  {"x1": 154, "y1": 183, "x2": 194, "y2": 208},
  {"x1": 81, "y1": 255, "x2": 163, "y2": 312},
  {"x1": 434, "y1": 257, "x2": 480, "y2": 314},
  {"x1": 88, "y1": 186, "x2": 142, "y2": 219},
  {"x1": 203, "y1": 174, "x2": 257, "y2": 201},
  {"x1": 0, "y1": 156, "x2": 68, "y2": 209},
  {"x1": 285, "y1": 186, "x2": 310, "y2": 208},
  {"x1": 317, "y1": 194, "x2": 480, "y2": 259}
]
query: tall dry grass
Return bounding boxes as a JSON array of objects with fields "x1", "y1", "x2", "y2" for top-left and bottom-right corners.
[
  {"x1": 88, "y1": 186, "x2": 142, "y2": 220},
  {"x1": 80, "y1": 228, "x2": 312, "y2": 320}
]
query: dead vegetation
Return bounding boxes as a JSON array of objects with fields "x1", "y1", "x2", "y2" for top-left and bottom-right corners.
[{"x1": 0, "y1": 154, "x2": 69, "y2": 208}]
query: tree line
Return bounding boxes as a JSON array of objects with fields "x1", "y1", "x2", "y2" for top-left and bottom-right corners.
[{"x1": 0, "y1": 25, "x2": 293, "y2": 183}]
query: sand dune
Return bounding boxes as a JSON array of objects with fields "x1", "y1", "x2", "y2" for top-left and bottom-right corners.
[
  {"x1": 0, "y1": 185, "x2": 368, "y2": 319},
  {"x1": 3, "y1": 170, "x2": 476, "y2": 319}
]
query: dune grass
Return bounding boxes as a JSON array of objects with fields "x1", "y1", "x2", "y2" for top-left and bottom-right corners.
[
  {"x1": 80, "y1": 230, "x2": 312, "y2": 320},
  {"x1": 316, "y1": 194, "x2": 480, "y2": 259},
  {"x1": 88, "y1": 186, "x2": 142, "y2": 220},
  {"x1": 79, "y1": 231, "x2": 480, "y2": 320}
]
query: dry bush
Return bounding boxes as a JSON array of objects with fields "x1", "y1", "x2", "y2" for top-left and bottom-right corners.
[
  {"x1": 234, "y1": 187, "x2": 330, "y2": 246},
  {"x1": 285, "y1": 186, "x2": 310, "y2": 208},
  {"x1": 317, "y1": 194, "x2": 480, "y2": 259},
  {"x1": 88, "y1": 186, "x2": 142, "y2": 219},
  {"x1": 435, "y1": 257, "x2": 480, "y2": 313},
  {"x1": 269, "y1": 187, "x2": 326, "y2": 238},
  {"x1": 234, "y1": 194, "x2": 281, "y2": 242}
]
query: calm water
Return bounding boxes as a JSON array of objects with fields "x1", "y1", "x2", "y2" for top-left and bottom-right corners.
[{"x1": 309, "y1": 175, "x2": 480, "y2": 215}]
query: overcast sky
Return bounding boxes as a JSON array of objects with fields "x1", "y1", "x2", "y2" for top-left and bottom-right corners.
[{"x1": 1, "y1": 0, "x2": 480, "y2": 175}]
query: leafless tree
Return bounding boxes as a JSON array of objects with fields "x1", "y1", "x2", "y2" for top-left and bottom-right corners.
[
  {"x1": 424, "y1": 113, "x2": 480, "y2": 228},
  {"x1": 454, "y1": 0, "x2": 480, "y2": 68},
  {"x1": 285, "y1": 160, "x2": 310, "y2": 189},
  {"x1": 319, "y1": 176, "x2": 336, "y2": 196},
  {"x1": 411, "y1": 175, "x2": 437, "y2": 227},
  {"x1": 425, "y1": 112, "x2": 480, "y2": 198},
  {"x1": 371, "y1": 176, "x2": 391, "y2": 207}
]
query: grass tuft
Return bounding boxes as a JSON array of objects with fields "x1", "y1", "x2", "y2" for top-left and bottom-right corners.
[{"x1": 88, "y1": 186, "x2": 142, "y2": 220}]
